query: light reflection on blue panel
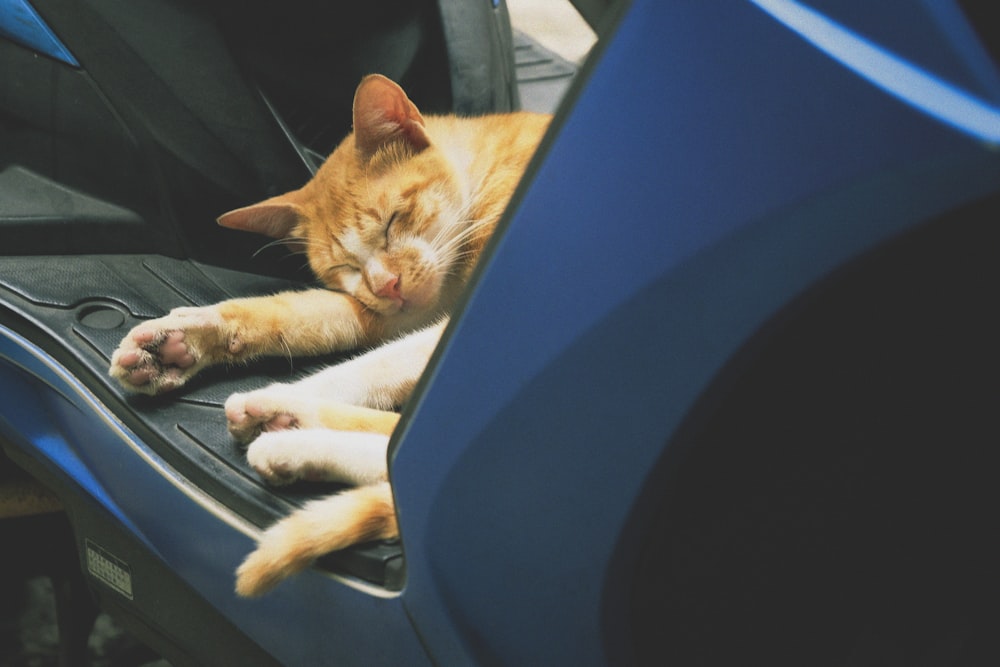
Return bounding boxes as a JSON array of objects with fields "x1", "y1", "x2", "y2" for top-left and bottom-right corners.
[
  {"x1": 751, "y1": 0, "x2": 1000, "y2": 143},
  {"x1": 0, "y1": 330, "x2": 141, "y2": 538},
  {"x1": 0, "y1": 0, "x2": 79, "y2": 66}
]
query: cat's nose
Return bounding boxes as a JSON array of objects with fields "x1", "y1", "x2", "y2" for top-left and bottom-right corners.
[{"x1": 375, "y1": 275, "x2": 402, "y2": 301}]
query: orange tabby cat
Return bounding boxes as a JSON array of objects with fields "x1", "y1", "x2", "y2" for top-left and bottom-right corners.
[{"x1": 109, "y1": 74, "x2": 550, "y2": 596}]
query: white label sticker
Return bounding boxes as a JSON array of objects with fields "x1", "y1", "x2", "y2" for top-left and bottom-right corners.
[{"x1": 85, "y1": 539, "x2": 134, "y2": 600}]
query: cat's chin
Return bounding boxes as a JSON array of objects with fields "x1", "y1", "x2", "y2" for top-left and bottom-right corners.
[
  {"x1": 372, "y1": 296, "x2": 422, "y2": 318},
  {"x1": 393, "y1": 296, "x2": 431, "y2": 317},
  {"x1": 399, "y1": 276, "x2": 441, "y2": 312}
]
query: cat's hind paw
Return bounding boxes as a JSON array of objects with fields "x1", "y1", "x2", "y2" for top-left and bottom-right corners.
[
  {"x1": 245, "y1": 429, "x2": 391, "y2": 486},
  {"x1": 244, "y1": 432, "x2": 310, "y2": 486}
]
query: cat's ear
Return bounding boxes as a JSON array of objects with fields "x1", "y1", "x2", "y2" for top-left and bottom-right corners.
[
  {"x1": 217, "y1": 198, "x2": 304, "y2": 239},
  {"x1": 353, "y1": 74, "x2": 430, "y2": 158}
]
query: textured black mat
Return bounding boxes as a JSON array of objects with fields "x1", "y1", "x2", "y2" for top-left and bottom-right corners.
[{"x1": 0, "y1": 254, "x2": 400, "y2": 587}]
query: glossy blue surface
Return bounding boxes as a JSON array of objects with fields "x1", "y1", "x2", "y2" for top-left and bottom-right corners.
[
  {"x1": 752, "y1": 0, "x2": 1000, "y2": 141},
  {"x1": 390, "y1": 0, "x2": 1000, "y2": 663},
  {"x1": 0, "y1": 0, "x2": 78, "y2": 66}
]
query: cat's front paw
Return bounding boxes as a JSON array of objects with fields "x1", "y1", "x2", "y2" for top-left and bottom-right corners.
[{"x1": 109, "y1": 306, "x2": 231, "y2": 395}]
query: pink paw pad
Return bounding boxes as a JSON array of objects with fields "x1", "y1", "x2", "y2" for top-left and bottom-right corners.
[
  {"x1": 156, "y1": 331, "x2": 195, "y2": 368},
  {"x1": 263, "y1": 413, "x2": 297, "y2": 431}
]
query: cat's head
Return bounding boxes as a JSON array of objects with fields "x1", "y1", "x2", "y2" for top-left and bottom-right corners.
[{"x1": 218, "y1": 75, "x2": 468, "y2": 319}]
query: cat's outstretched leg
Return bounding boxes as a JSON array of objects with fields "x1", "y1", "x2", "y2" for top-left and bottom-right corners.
[
  {"x1": 227, "y1": 394, "x2": 400, "y2": 443},
  {"x1": 225, "y1": 387, "x2": 400, "y2": 443},
  {"x1": 235, "y1": 482, "x2": 397, "y2": 596},
  {"x1": 110, "y1": 290, "x2": 372, "y2": 395},
  {"x1": 223, "y1": 320, "x2": 445, "y2": 438}
]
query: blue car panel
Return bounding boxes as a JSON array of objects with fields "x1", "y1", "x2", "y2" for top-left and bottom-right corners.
[
  {"x1": 0, "y1": 0, "x2": 78, "y2": 66},
  {"x1": 392, "y1": 0, "x2": 999, "y2": 663}
]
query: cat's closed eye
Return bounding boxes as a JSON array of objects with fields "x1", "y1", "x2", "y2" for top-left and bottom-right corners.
[
  {"x1": 323, "y1": 263, "x2": 361, "y2": 289},
  {"x1": 384, "y1": 212, "x2": 399, "y2": 242}
]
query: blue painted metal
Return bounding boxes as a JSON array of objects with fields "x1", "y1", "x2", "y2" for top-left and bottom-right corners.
[
  {"x1": 389, "y1": 0, "x2": 1000, "y2": 664},
  {"x1": 752, "y1": 0, "x2": 1000, "y2": 142},
  {"x1": 0, "y1": 0, "x2": 78, "y2": 66}
]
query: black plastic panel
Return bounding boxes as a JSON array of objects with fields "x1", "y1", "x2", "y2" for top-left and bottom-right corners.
[
  {"x1": 0, "y1": 254, "x2": 404, "y2": 587},
  {"x1": 513, "y1": 30, "x2": 580, "y2": 113}
]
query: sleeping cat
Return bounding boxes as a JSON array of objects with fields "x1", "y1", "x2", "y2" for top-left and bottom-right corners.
[{"x1": 109, "y1": 74, "x2": 550, "y2": 596}]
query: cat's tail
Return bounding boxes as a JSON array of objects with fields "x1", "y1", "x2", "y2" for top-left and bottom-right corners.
[{"x1": 235, "y1": 482, "x2": 397, "y2": 597}]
